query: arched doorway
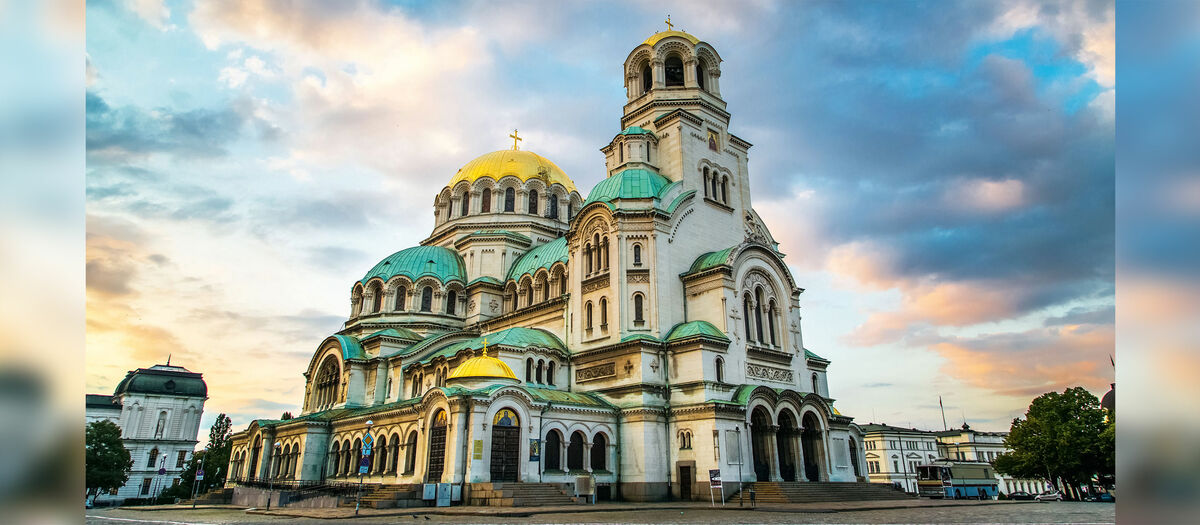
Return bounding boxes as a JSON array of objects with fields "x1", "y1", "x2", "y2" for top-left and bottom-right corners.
[
  {"x1": 249, "y1": 435, "x2": 261, "y2": 479},
  {"x1": 567, "y1": 431, "x2": 586, "y2": 471},
  {"x1": 777, "y1": 410, "x2": 799, "y2": 482},
  {"x1": 801, "y1": 412, "x2": 825, "y2": 482},
  {"x1": 426, "y1": 410, "x2": 448, "y2": 482},
  {"x1": 750, "y1": 407, "x2": 772, "y2": 482},
  {"x1": 849, "y1": 438, "x2": 862, "y2": 478},
  {"x1": 545, "y1": 430, "x2": 563, "y2": 471},
  {"x1": 490, "y1": 408, "x2": 521, "y2": 482}
]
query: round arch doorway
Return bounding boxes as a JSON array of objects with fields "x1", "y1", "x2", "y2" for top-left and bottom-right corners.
[
  {"x1": 490, "y1": 408, "x2": 521, "y2": 482},
  {"x1": 750, "y1": 406, "x2": 773, "y2": 482},
  {"x1": 801, "y1": 412, "x2": 826, "y2": 482},
  {"x1": 425, "y1": 410, "x2": 448, "y2": 483}
]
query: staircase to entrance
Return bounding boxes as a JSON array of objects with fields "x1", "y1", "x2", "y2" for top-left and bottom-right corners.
[
  {"x1": 467, "y1": 482, "x2": 585, "y2": 507},
  {"x1": 733, "y1": 482, "x2": 912, "y2": 503}
]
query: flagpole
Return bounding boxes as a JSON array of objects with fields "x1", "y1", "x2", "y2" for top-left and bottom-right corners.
[{"x1": 939, "y1": 395, "x2": 948, "y2": 431}]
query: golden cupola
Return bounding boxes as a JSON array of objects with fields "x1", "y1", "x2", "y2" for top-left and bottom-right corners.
[
  {"x1": 447, "y1": 340, "x2": 520, "y2": 388},
  {"x1": 446, "y1": 135, "x2": 577, "y2": 193}
]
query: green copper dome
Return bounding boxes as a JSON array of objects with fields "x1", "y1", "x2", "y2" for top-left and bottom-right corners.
[
  {"x1": 360, "y1": 246, "x2": 466, "y2": 285},
  {"x1": 584, "y1": 168, "x2": 674, "y2": 207},
  {"x1": 507, "y1": 237, "x2": 568, "y2": 282}
]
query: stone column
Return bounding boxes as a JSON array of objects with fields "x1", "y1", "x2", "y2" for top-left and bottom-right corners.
[
  {"x1": 652, "y1": 59, "x2": 665, "y2": 89},
  {"x1": 584, "y1": 441, "x2": 594, "y2": 474},
  {"x1": 767, "y1": 425, "x2": 781, "y2": 481},
  {"x1": 684, "y1": 58, "x2": 698, "y2": 88}
]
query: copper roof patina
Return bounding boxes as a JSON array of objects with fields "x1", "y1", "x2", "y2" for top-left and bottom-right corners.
[{"x1": 360, "y1": 245, "x2": 466, "y2": 286}]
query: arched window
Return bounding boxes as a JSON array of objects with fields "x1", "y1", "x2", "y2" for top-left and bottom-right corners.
[
  {"x1": 754, "y1": 288, "x2": 765, "y2": 343},
  {"x1": 526, "y1": 358, "x2": 533, "y2": 383},
  {"x1": 371, "y1": 286, "x2": 382, "y2": 313},
  {"x1": 585, "y1": 301, "x2": 594, "y2": 329},
  {"x1": 525, "y1": 285, "x2": 534, "y2": 306},
  {"x1": 404, "y1": 431, "x2": 418, "y2": 474},
  {"x1": 481, "y1": 188, "x2": 491, "y2": 213},
  {"x1": 633, "y1": 294, "x2": 645, "y2": 322},
  {"x1": 633, "y1": 244, "x2": 642, "y2": 265},
  {"x1": 743, "y1": 296, "x2": 754, "y2": 342},
  {"x1": 330, "y1": 442, "x2": 341, "y2": 477},
  {"x1": 767, "y1": 301, "x2": 777, "y2": 345},
  {"x1": 592, "y1": 233, "x2": 601, "y2": 271},
  {"x1": 446, "y1": 289, "x2": 457, "y2": 315},
  {"x1": 715, "y1": 356, "x2": 725, "y2": 383},
  {"x1": 703, "y1": 167, "x2": 711, "y2": 197},
  {"x1": 641, "y1": 64, "x2": 652, "y2": 93},
  {"x1": 599, "y1": 297, "x2": 608, "y2": 327},
  {"x1": 711, "y1": 171, "x2": 719, "y2": 199},
  {"x1": 696, "y1": 62, "x2": 706, "y2": 90},
  {"x1": 315, "y1": 356, "x2": 340, "y2": 410},
  {"x1": 559, "y1": 273, "x2": 567, "y2": 296},
  {"x1": 460, "y1": 194, "x2": 469, "y2": 217},
  {"x1": 567, "y1": 201, "x2": 573, "y2": 220},
  {"x1": 812, "y1": 372, "x2": 820, "y2": 394},
  {"x1": 528, "y1": 190, "x2": 539, "y2": 215},
  {"x1": 549, "y1": 197, "x2": 559, "y2": 219},
  {"x1": 584, "y1": 244, "x2": 593, "y2": 274},
  {"x1": 547, "y1": 361, "x2": 556, "y2": 386},
  {"x1": 395, "y1": 286, "x2": 406, "y2": 311},
  {"x1": 147, "y1": 447, "x2": 159, "y2": 468},
  {"x1": 619, "y1": 141, "x2": 624, "y2": 162},
  {"x1": 591, "y1": 433, "x2": 608, "y2": 470},
  {"x1": 665, "y1": 56, "x2": 684, "y2": 87},
  {"x1": 375, "y1": 436, "x2": 387, "y2": 475},
  {"x1": 567, "y1": 431, "x2": 586, "y2": 470},
  {"x1": 504, "y1": 187, "x2": 515, "y2": 212},
  {"x1": 536, "y1": 359, "x2": 544, "y2": 384},
  {"x1": 546, "y1": 430, "x2": 563, "y2": 471},
  {"x1": 602, "y1": 237, "x2": 609, "y2": 269},
  {"x1": 389, "y1": 433, "x2": 400, "y2": 473},
  {"x1": 420, "y1": 286, "x2": 433, "y2": 312},
  {"x1": 721, "y1": 176, "x2": 728, "y2": 202}
]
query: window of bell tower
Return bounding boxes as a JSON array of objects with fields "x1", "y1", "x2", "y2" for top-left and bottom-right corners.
[
  {"x1": 665, "y1": 56, "x2": 684, "y2": 87},
  {"x1": 641, "y1": 64, "x2": 652, "y2": 93}
]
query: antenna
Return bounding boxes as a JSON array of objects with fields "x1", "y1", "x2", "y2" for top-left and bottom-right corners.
[
  {"x1": 939, "y1": 394, "x2": 948, "y2": 431},
  {"x1": 166, "y1": 354, "x2": 171, "y2": 366}
]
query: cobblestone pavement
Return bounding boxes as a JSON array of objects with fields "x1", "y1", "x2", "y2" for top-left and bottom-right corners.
[{"x1": 86, "y1": 501, "x2": 1114, "y2": 524}]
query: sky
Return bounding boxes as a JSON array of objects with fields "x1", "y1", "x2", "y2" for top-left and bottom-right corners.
[{"x1": 84, "y1": 0, "x2": 1115, "y2": 439}]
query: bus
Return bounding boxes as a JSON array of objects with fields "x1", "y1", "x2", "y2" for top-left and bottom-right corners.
[{"x1": 916, "y1": 460, "x2": 999, "y2": 500}]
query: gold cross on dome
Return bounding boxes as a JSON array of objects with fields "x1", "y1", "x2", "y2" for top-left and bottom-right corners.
[
  {"x1": 509, "y1": 130, "x2": 522, "y2": 151},
  {"x1": 482, "y1": 338, "x2": 489, "y2": 355},
  {"x1": 665, "y1": 15, "x2": 673, "y2": 31}
]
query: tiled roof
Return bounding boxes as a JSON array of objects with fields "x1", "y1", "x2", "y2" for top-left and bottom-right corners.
[
  {"x1": 686, "y1": 246, "x2": 736, "y2": 275},
  {"x1": 360, "y1": 246, "x2": 466, "y2": 286},
  {"x1": 585, "y1": 168, "x2": 674, "y2": 207},
  {"x1": 506, "y1": 237, "x2": 568, "y2": 282},
  {"x1": 665, "y1": 320, "x2": 730, "y2": 342}
]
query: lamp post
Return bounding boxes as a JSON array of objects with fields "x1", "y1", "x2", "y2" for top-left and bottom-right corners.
[
  {"x1": 356, "y1": 420, "x2": 374, "y2": 517},
  {"x1": 736, "y1": 426, "x2": 743, "y2": 507},
  {"x1": 267, "y1": 441, "x2": 281, "y2": 510},
  {"x1": 153, "y1": 453, "x2": 168, "y2": 501}
]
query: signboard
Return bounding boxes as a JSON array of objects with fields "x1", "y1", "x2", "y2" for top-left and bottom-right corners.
[
  {"x1": 362, "y1": 433, "x2": 373, "y2": 455},
  {"x1": 473, "y1": 440, "x2": 483, "y2": 460},
  {"x1": 709, "y1": 469, "x2": 722, "y2": 488},
  {"x1": 196, "y1": 469, "x2": 204, "y2": 481},
  {"x1": 157, "y1": 468, "x2": 166, "y2": 475},
  {"x1": 436, "y1": 483, "x2": 451, "y2": 507},
  {"x1": 422, "y1": 484, "x2": 436, "y2": 500},
  {"x1": 529, "y1": 438, "x2": 541, "y2": 462},
  {"x1": 358, "y1": 456, "x2": 370, "y2": 475},
  {"x1": 725, "y1": 430, "x2": 742, "y2": 464}
]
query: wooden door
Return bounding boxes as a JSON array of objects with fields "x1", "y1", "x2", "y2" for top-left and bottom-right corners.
[
  {"x1": 679, "y1": 466, "x2": 693, "y2": 501},
  {"x1": 425, "y1": 426, "x2": 446, "y2": 483},
  {"x1": 490, "y1": 426, "x2": 520, "y2": 482}
]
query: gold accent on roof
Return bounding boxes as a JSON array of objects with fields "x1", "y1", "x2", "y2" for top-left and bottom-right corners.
[
  {"x1": 448, "y1": 338, "x2": 517, "y2": 381},
  {"x1": 447, "y1": 149, "x2": 577, "y2": 193},
  {"x1": 509, "y1": 129, "x2": 522, "y2": 151},
  {"x1": 643, "y1": 29, "x2": 700, "y2": 46}
]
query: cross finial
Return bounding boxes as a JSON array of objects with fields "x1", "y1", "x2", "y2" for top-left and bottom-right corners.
[
  {"x1": 665, "y1": 15, "x2": 673, "y2": 31},
  {"x1": 509, "y1": 129, "x2": 522, "y2": 151},
  {"x1": 482, "y1": 338, "x2": 488, "y2": 356}
]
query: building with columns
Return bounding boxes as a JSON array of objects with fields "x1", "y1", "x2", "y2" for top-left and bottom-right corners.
[
  {"x1": 85, "y1": 363, "x2": 208, "y2": 503},
  {"x1": 225, "y1": 26, "x2": 867, "y2": 503}
]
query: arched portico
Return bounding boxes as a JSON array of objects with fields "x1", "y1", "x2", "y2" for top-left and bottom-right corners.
[
  {"x1": 749, "y1": 406, "x2": 774, "y2": 482},
  {"x1": 777, "y1": 409, "x2": 800, "y2": 482},
  {"x1": 801, "y1": 411, "x2": 827, "y2": 482}
]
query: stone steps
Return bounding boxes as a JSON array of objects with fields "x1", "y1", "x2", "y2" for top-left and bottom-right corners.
[
  {"x1": 467, "y1": 482, "x2": 584, "y2": 507},
  {"x1": 734, "y1": 482, "x2": 913, "y2": 503}
]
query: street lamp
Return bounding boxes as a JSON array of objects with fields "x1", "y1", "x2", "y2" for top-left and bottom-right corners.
[
  {"x1": 267, "y1": 441, "x2": 281, "y2": 510},
  {"x1": 735, "y1": 426, "x2": 743, "y2": 507},
  {"x1": 356, "y1": 420, "x2": 374, "y2": 516}
]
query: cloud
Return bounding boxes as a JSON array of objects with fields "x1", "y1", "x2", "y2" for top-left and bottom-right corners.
[
  {"x1": 123, "y1": 0, "x2": 171, "y2": 30},
  {"x1": 86, "y1": 91, "x2": 248, "y2": 160}
]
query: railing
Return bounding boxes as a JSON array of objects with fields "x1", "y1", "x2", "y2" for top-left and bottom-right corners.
[{"x1": 227, "y1": 478, "x2": 380, "y2": 505}]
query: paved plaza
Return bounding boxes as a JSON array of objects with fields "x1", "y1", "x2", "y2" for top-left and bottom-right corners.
[{"x1": 86, "y1": 500, "x2": 1114, "y2": 524}]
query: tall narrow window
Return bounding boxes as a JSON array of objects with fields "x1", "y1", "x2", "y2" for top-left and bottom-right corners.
[
  {"x1": 446, "y1": 289, "x2": 457, "y2": 315},
  {"x1": 559, "y1": 274, "x2": 567, "y2": 295},
  {"x1": 547, "y1": 361, "x2": 556, "y2": 386},
  {"x1": 619, "y1": 142, "x2": 624, "y2": 162},
  {"x1": 696, "y1": 63, "x2": 706, "y2": 89},
  {"x1": 549, "y1": 197, "x2": 559, "y2": 219},
  {"x1": 812, "y1": 372, "x2": 819, "y2": 394},
  {"x1": 585, "y1": 302, "x2": 594, "y2": 329},
  {"x1": 592, "y1": 234, "x2": 600, "y2": 271},
  {"x1": 526, "y1": 358, "x2": 533, "y2": 382},
  {"x1": 460, "y1": 194, "x2": 469, "y2": 217},
  {"x1": 528, "y1": 190, "x2": 539, "y2": 215},
  {"x1": 526, "y1": 285, "x2": 534, "y2": 306},
  {"x1": 567, "y1": 202, "x2": 573, "y2": 220},
  {"x1": 536, "y1": 359, "x2": 544, "y2": 384},
  {"x1": 721, "y1": 177, "x2": 728, "y2": 203},
  {"x1": 641, "y1": 64, "x2": 652, "y2": 93},
  {"x1": 664, "y1": 56, "x2": 684, "y2": 86},
  {"x1": 743, "y1": 296, "x2": 753, "y2": 342},
  {"x1": 633, "y1": 244, "x2": 642, "y2": 265},
  {"x1": 715, "y1": 357, "x2": 725, "y2": 383},
  {"x1": 703, "y1": 168, "x2": 710, "y2": 197},
  {"x1": 602, "y1": 238, "x2": 609, "y2": 269},
  {"x1": 420, "y1": 286, "x2": 432, "y2": 312},
  {"x1": 634, "y1": 294, "x2": 644, "y2": 322},
  {"x1": 768, "y1": 301, "x2": 777, "y2": 345},
  {"x1": 754, "y1": 288, "x2": 765, "y2": 343},
  {"x1": 599, "y1": 297, "x2": 608, "y2": 327},
  {"x1": 504, "y1": 187, "x2": 515, "y2": 212},
  {"x1": 585, "y1": 245, "x2": 593, "y2": 274},
  {"x1": 481, "y1": 188, "x2": 492, "y2": 213},
  {"x1": 395, "y1": 286, "x2": 406, "y2": 311}
]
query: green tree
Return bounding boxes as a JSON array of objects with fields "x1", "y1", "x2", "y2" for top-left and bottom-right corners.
[
  {"x1": 86, "y1": 420, "x2": 132, "y2": 502},
  {"x1": 280, "y1": 411, "x2": 293, "y2": 420},
  {"x1": 993, "y1": 387, "x2": 1112, "y2": 499},
  {"x1": 165, "y1": 413, "x2": 235, "y2": 499}
]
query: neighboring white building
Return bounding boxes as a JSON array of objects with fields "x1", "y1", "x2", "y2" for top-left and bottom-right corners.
[
  {"x1": 860, "y1": 424, "x2": 941, "y2": 493},
  {"x1": 935, "y1": 423, "x2": 1045, "y2": 495},
  {"x1": 225, "y1": 26, "x2": 869, "y2": 504},
  {"x1": 85, "y1": 363, "x2": 208, "y2": 503}
]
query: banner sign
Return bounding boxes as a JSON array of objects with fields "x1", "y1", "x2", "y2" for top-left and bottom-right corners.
[
  {"x1": 529, "y1": 438, "x2": 541, "y2": 461},
  {"x1": 473, "y1": 439, "x2": 483, "y2": 460},
  {"x1": 709, "y1": 469, "x2": 722, "y2": 488}
]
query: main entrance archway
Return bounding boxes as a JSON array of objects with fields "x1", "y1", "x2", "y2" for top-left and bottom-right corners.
[
  {"x1": 777, "y1": 410, "x2": 799, "y2": 482},
  {"x1": 426, "y1": 410, "x2": 448, "y2": 482},
  {"x1": 490, "y1": 408, "x2": 520, "y2": 482},
  {"x1": 801, "y1": 412, "x2": 825, "y2": 482},
  {"x1": 750, "y1": 406, "x2": 772, "y2": 482}
]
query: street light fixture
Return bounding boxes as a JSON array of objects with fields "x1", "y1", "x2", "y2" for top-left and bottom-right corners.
[{"x1": 267, "y1": 441, "x2": 281, "y2": 510}]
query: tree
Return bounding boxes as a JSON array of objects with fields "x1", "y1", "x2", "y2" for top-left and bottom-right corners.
[
  {"x1": 202, "y1": 414, "x2": 234, "y2": 492},
  {"x1": 86, "y1": 420, "x2": 132, "y2": 502},
  {"x1": 993, "y1": 387, "x2": 1112, "y2": 499},
  {"x1": 280, "y1": 411, "x2": 293, "y2": 420}
]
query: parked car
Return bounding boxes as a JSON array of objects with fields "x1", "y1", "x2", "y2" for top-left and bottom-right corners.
[
  {"x1": 1084, "y1": 492, "x2": 1115, "y2": 502},
  {"x1": 1007, "y1": 491, "x2": 1035, "y2": 500},
  {"x1": 1035, "y1": 490, "x2": 1064, "y2": 502}
]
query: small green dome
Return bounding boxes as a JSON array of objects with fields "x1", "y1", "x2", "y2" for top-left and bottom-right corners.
[
  {"x1": 585, "y1": 168, "x2": 673, "y2": 207},
  {"x1": 360, "y1": 246, "x2": 466, "y2": 285},
  {"x1": 507, "y1": 237, "x2": 568, "y2": 282},
  {"x1": 618, "y1": 126, "x2": 657, "y2": 138}
]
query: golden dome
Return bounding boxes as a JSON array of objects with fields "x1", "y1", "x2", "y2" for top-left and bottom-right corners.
[
  {"x1": 449, "y1": 352, "x2": 518, "y2": 381},
  {"x1": 643, "y1": 30, "x2": 700, "y2": 46},
  {"x1": 447, "y1": 149, "x2": 577, "y2": 194}
]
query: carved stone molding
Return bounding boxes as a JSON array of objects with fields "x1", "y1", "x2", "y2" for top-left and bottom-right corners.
[
  {"x1": 582, "y1": 274, "x2": 610, "y2": 293},
  {"x1": 627, "y1": 269, "x2": 650, "y2": 283},
  {"x1": 575, "y1": 362, "x2": 616, "y2": 383},
  {"x1": 746, "y1": 363, "x2": 794, "y2": 383}
]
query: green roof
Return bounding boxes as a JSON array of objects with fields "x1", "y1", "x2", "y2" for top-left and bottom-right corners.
[
  {"x1": 687, "y1": 246, "x2": 736, "y2": 274},
  {"x1": 410, "y1": 327, "x2": 567, "y2": 368},
  {"x1": 360, "y1": 245, "x2": 466, "y2": 285},
  {"x1": 805, "y1": 348, "x2": 830, "y2": 362},
  {"x1": 469, "y1": 276, "x2": 503, "y2": 286},
  {"x1": 620, "y1": 333, "x2": 663, "y2": 344},
  {"x1": 665, "y1": 320, "x2": 730, "y2": 342},
  {"x1": 469, "y1": 384, "x2": 616, "y2": 409},
  {"x1": 506, "y1": 237, "x2": 568, "y2": 281},
  {"x1": 463, "y1": 230, "x2": 531, "y2": 243},
  {"x1": 330, "y1": 335, "x2": 366, "y2": 360},
  {"x1": 585, "y1": 168, "x2": 673, "y2": 207},
  {"x1": 113, "y1": 365, "x2": 207, "y2": 398},
  {"x1": 618, "y1": 126, "x2": 657, "y2": 138},
  {"x1": 361, "y1": 327, "x2": 422, "y2": 342}
]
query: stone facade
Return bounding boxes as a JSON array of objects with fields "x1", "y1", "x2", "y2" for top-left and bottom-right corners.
[{"x1": 226, "y1": 28, "x2": 866, "y2": 504}]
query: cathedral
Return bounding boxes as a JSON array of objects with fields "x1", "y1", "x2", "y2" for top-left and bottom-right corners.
[{"x1": 226, "y1": 26, "x2": 867, "y2": 503}]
